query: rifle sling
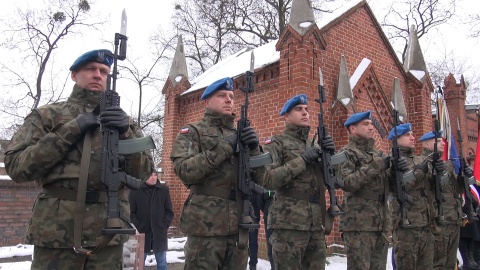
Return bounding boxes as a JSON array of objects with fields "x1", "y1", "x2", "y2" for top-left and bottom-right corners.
[
  {"x1": 42, "y1": 186, "x2": 108, "y2": 203},
  {"x1": 73, "y1": 132, "x2": 114, "y2": 256},
  {"x1": 276, "y1": 189, "x2": 321, "y2": 203},
  {"x1": 189, "y1": 185, "x2": 236, "y2": 201},
  {"x1": 349, "y1": 191, "x2": 385, "y2": 202}
]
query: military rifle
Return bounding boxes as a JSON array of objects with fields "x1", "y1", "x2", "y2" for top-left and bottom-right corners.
[
  {"x1": 433, "y1": 86, "x2": 447, "y2": 225},
  {"x1": 100, "y1": 10, "x2": 155, "y2": 235},
  {"x1": 314, "y1": 68, "x2": 346, "y2": 235},
  {"x1": 392, "y1": 109, "x2": 413, "y2": 228},
  {"x1": 235, "y1": 51, "x2": 260, "y2": 249},
  {"x1": 456, "y1": 117, "x2": 478, "y2": 221}
]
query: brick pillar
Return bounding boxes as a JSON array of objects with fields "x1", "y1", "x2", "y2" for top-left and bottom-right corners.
[
  {"x1": 161, "y1": 78, "x2": 191, "y2": 235},
  {"x1": 443, "y1": 73, "x2": 468, "y2": 156}
]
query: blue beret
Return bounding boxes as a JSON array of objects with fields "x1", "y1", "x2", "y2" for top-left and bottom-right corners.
[
  {"x1": 388, "y1": 123, "x2": 412, "y2": 140},
  {"x1": 344, "y1": 111, "x2": 372, "y2": 127},
  {"x1": 201, "y1": 77, "x2": 234, "y2": 100},
  {"x1": 419, "y1": 131, "x2": 443, "y2": 142},
  {"x1": 69, "y1": 49, "x2": 114, "y2": 71},
  {"x1": 280, "y1": 94, "x2": 308, "y2": 116}
]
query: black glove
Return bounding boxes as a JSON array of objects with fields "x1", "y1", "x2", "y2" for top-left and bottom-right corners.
[
  {"x1": 76, "y1": 112, "x2": 99, "y2": 133},
  {"x1": 465, "y1": 166, "x2": 474, "y2": 178},
  {"x1": 321, "y1": 135, "x2": 335, "y2": 152},
  {"x1": 397, "y1": 156, "x2": 409, "y2": 172},
  {"x1": 241, "y1": 126, "x2": 259, "y2": 150},
  {"x1": 434, "y1": 159, "x2": 446, "y2": 174},
  {"x1": 99, "y1": 106, "x2": 130, "y2": 134},
  {"x1": 224, "y1": 133, "x2": 237, "y2": 151},
  {"x1": 301, "y1": 148, "x2": 320, "y2": 164}
]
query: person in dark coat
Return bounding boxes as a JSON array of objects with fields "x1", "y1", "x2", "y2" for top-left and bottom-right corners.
[
  {"x1": 459, "y1": 155, "x2": 480, "y2": 270},
  {"x1": 129, "y1": 171, "x2": 174, "y2": 270}
]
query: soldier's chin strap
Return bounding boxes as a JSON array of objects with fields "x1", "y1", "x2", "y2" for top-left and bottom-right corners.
[{"x1": 73, "y1": 131, "x2": 114, "y2": 256}]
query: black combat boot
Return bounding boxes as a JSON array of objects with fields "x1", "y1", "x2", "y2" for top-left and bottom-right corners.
[
  {"x1": 459, "y1": 238, "x2": 480, "y2": 270},
  {"x1": 249, "y1": 266, "x2": 257, "y2": 270}
]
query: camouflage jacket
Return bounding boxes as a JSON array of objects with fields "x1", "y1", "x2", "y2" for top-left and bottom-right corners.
[
  {"x1": 4, "y1": 85, "x2": 153, "y2": 248},
  {"x1": 338, "y1": 136, "x2": 390, "y2": 232},
  {"x1": 258, "y1": 123, "x2": 324, "y2": 231},
  {"x1": 418, "y1": 149, "x2": 462, "y2": 226},
  {"x1": 391, "y1": 147, "x2": 434, "y2": 229},
  {"x1": 170, "y1": 109, "x2": 262, "y2": 236}
]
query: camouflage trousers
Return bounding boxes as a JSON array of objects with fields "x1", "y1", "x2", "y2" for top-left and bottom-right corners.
[
  {"x1": 393, "y1": 226, "x2": 434, "y2": 270},
  {"x1": 31, "y1": 244, "x2": 123, "y2": 270},
  {"x1": 342, "y1": 231, "x2": 388, "y2": 270},
  {"x1": 183, "y1": 234, "x2": 248, "y2": 270},
  {"x1": 269, "y1": 229, "x2": 326, "y2": 270},
  {"x1": 433, "y1": 224, "x2": 460, "y2": 270}
]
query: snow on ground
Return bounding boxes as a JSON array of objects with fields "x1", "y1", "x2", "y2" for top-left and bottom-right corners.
[{"x1": 0, "y1": 238, "x2": 465, "y2": 270}]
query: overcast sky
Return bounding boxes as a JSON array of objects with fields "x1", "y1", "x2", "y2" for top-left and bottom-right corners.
[{"x1": 0, "y1": 0, "x2": 479, "y2": 123}]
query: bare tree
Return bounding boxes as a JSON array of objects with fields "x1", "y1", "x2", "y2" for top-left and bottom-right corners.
[
  {"x1": 0, "y1": 0, "x2": 105, "y2": 113},
  {"x1": 379, "y1": 0, "x2": 456, "y2": 62},
  {"x1": 164, "y1": 0, "x2": 345, "y2": 77}
]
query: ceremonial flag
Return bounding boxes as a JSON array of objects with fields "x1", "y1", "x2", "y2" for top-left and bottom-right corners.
[{"x1": 474, "y1": 115, "x2": 480, "y2": 179}]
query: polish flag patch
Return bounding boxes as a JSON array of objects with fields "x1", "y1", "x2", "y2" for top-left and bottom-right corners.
[
  {"x1": 265, "y1": 138, "x2": 272, "y2": 145},
  {"x1": 180, "y1": 127, "x2": 189, "y2": 134}
]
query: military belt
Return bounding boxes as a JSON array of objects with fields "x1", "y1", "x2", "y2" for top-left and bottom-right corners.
[
  {"x1": 408, "y1": 189, "x2": 430, "y2": 198},
  {"x1": 276, "y1": 189, "x2": 320, "y2": 204},
  {"x1": 189, "y1": 185, "x2": 236, "y2": 201},
  {"x1": 41, "y1": 186, "x2": 108, "y2": 203},
  {"x1": 350, "y1": 191, "x2": 384, "y2": 202},
  {"x1": 442, "y1": 193, "x2": 460, "y2": 199}
]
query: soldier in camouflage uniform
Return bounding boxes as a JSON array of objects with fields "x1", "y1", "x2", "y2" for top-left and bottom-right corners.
[
  {"x1": 338, "y1": 111, "x2": 408, "y2": 270},
  {"x1": 257, "y1": 94, "x2": 336, "y2": 270},
  {"x1": 170, "y1": 77, "x2": 262, "y2": 270},
  {"x1": 388, "y1": 123, "x2": 440, "y2": 270},
  {"x1": 418, "y1": 131, "x2": 466, "y2": 270},
  {"x1": 4, "y1": 49, "x2": 153, "y2": 270}
]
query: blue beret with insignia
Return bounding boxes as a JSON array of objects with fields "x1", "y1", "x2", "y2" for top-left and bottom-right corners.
[
  {"x1": 201, "y1": 77, "x2": 234, "y2": 100},
  {"x1": 280, "y1": 94, "x2": 308, "y2": 116},
  {"x1": 69, "y1": 49, "x2": 114, "y2": 71},
  {"x1": 344, "y1": 111, "x2": 372, "y2": 127},
  {"x1": 419, "y1": 130, "x2": 443, "y2": 142},
  {"x1": 388, "y1": 123, "x2": 413, "y2": 140}
]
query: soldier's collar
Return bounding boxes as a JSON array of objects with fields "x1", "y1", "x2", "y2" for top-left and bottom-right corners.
[
  {"x1": 399, "y1": 146, "x2": 414, "y2": 157},
  {"x1": 67, "y1": 84, "x2": 102, "y2": 111},
  {"x1": 284, "y1": 123, "x2": 310, "y2": 140},
  {"x1": 349, "y1": 135, "x2": 374, "y2": 151},
  {"x1": 203, "y1": 109, "x2": 235, "y2": 128}
]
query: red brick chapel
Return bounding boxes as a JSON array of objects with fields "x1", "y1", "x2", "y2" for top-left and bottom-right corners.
[{"x1": 159, "y1": 0, "x2": 477, "y2": 257}]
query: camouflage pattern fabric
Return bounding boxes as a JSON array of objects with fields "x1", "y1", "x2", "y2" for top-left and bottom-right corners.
[
  {"x1": 419, "y1": 148, "x2": 462, "y2": 270},
  {"x1": 393, "y1": 227, "x2": 434, "y2": 270},
  {"x1": 257, "y1": 123, "x2": 324, "y2": 231},
  {"x1": 183, "y1": 234, "x2": 248, "y2": 270},
  {"x1": 433, "y1": 224, "x2": 460, "y2": 270},
  {"x1": 31, "y1": 244, "x2": 123, "y2": 270},
  {"x1": 170, "y1": 109, "x2": 263, "y2": 269},
  {"x1": 4, "y1": 85, "x2": 153, "y2": 249},
  {"x1": 391, "y1": 147, "x2": 434, "y2": 229},
  {"x1": 392, "y1": 147, "x2": 434, "y2": 269},
  {"x1": 256, "y1": 123, "x2": 326, "y2": 269},
  {"x1": 337, "y1": 135, "x2": 390, "y2": 269},
  {"x1": 269, "y1": 229, "x2": 326, "y2": 270},
  {"x1": 342, "y1": 231, "x2": 388, "y2": 270}
]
